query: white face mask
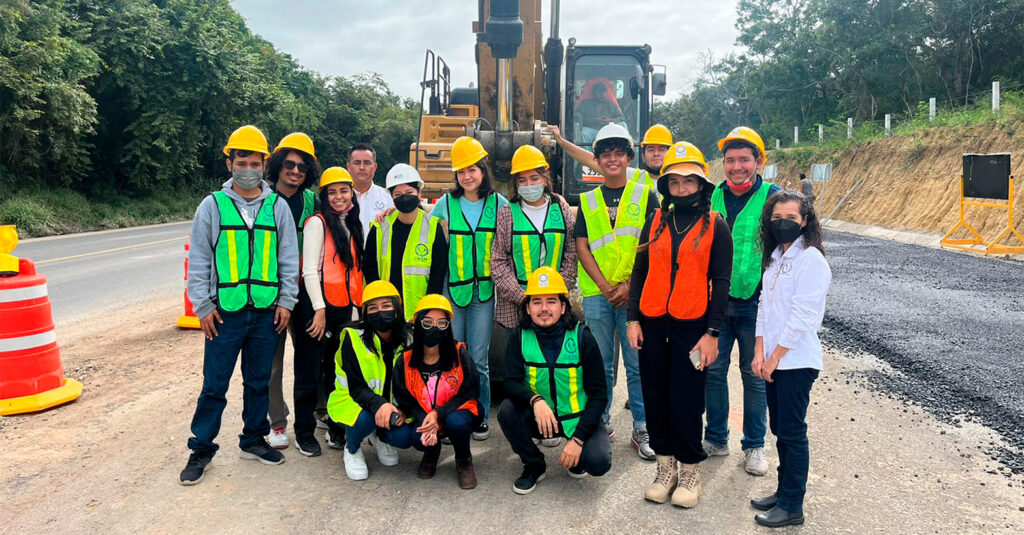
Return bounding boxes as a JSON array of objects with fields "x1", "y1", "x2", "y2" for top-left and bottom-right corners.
[
  {"x1": 232, "y1": 168, "x2": 264, "y2": 190},
  {"x1": 518, "y1": 184, "x2": 545, "y2": 203}
]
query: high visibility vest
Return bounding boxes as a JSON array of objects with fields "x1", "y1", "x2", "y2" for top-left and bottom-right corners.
[
  {"x1": 400, "y1": 342, "x2": 479, "y2": 417},
  {"x1": 639, "y1": 210, "x2": 718, "y2": 320},
  {"x1": 577, "y1": 181, "x2": 650, "y2": 297},
  {"x1": 327, "y1": 327, "x2": 404, "y2": 427},
  {"x1": 509, "y1": 200, "x2": 566, "y2": 288},
  {"x1": 446, "y1": 193, "x2": 497, "y2": 307},
  {"x1": 632, "y1": 168, "x2": 655, "y2": 190},
  {"x1": 297, "y1": 189, "x2": 316, "y2": 252},
  {"x1": 711, "y1": 181, "x2": 772, "y2": 299},
  {"x1": 212, "y1": 191, "x2": 280, "y2": 312},
  {"x1": 373, "y1": 210, "x2": 439, "y2": 321},
  {"x1": 313, "y1": 214, "x2": 363, "y2": 309},
  {"x1": 521, "y1": 325, "x2": 587, "y2": 437}
]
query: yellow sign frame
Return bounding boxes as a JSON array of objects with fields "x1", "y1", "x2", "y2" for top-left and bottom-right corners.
[{"x1": 941, "y1": 175, "x2": 1024, "y2": 254}]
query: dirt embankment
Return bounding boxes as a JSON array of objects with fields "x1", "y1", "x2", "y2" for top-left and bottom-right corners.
[{"x1": 708, "y1": 124, "x2": 1024, "y2": 242}]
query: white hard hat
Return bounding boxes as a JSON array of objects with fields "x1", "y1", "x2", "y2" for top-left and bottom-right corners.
[
  {"x1": 592, "y1": 123, "x2": 634, "y2": 150},
  {"x1": 385, "y1": 163, "x2": 425, "y2": 190}
]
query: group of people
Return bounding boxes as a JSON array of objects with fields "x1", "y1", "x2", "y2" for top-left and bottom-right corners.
[{"x1": 178, "y1": 121, "x2": 831, "y2": 528}]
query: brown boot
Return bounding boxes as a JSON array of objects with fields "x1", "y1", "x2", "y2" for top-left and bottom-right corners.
[
  {"x1": 671, "y1": 462, "x2": 702, "y2": 508},
  {"x1": 644, "y1": 455, "x2": 678, "y2": 504},
  {"x1": 417, "y1": 448, "x2": 440, "y2": 479},
  {"x1": 456, "y1": 457, "x2": 477, "y2": 489}
]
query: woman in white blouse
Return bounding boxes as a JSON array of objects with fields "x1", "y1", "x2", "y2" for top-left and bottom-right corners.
[{"x1": 750, "y1": 190, "x2": 831, "y2": 528}]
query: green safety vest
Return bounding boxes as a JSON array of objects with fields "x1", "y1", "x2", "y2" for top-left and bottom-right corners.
[
  {"x1": 446, "y1": 193, "x2": 497, "y2": 307},
  {"x1": 296, "y1": 189, "x2": 316, "y2": 252},
  {"x1": 327, "y1": 328, "x2": 403, "y2": 427},
  {"x1": 711, "y1": 181, "x2": 773, "y2": 299},
  {"x1": 510, "y1": 200, "x2": 566, "y2": 288},
  {"x1": 632, "y1": 168, "x2": 655, "y2": 190},
  {"x1": 373, "y1": 210, "x2": 439, "y2": 320},
  {"x1": 213, "y1": 191, "x2": 280, "y2": 312},
  {"x1": 521, "y1": 325, "x2": 587, "y2": 438},
  {"x1": 577, "y1": 181, "x2": 650, "y2": 297}
]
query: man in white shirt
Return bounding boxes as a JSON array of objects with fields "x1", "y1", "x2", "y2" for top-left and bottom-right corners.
[{"x1": 347, "y1": 143, "x2": 394, "y2": 242}]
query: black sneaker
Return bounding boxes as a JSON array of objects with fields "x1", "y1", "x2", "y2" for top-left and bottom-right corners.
[
  {"x1": 179, "y1": 452, "x2": 212, "y2": 486},
  {"x1": 512, "y1": 462, "x2": 547, "y2": 495},
  {"x1": 326, "y1": 427, "x2": 346, "y2": 450},
  {"x1": 568, "y1": 464, "x2": 588, "y2": 479},
  {"x1": 239, "y1": 440, "x2": 285, "y2": 465},
  {"x1": 295, "y1": 434, "x2": 322, "y2": 457},
  {"x1": 472, "y1": 423, "x2": 490, "y2": 441}
]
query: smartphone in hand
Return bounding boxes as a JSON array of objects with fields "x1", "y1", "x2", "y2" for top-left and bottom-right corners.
[
  {"x1": 389, "y1": 412, "x2": 402, "y2": 426},
  {"x1": 689, "y1": 348, "x2": 702, "y2": 371}
]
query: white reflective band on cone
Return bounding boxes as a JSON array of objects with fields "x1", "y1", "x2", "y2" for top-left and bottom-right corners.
[
  {"x1": 0, "y1": 330, "x2": 57, "y2": 352},
  {"x1": 0, "y1": 283, "x2": 48, "y2": 303}
]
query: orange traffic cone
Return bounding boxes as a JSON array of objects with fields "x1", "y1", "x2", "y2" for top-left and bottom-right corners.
[
  {"x1": 177, "y1": 239, "x2": 200, "y2": 329},
  {"x1": 0, "y1": 225, "x2": 83, "y2": 415}
]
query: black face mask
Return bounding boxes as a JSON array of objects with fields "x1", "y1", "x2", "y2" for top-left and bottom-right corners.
[
  {"x1": 394, "y1": 194, "x2": 420, "y2": 213},
  {"x1": 421, "y1": 326, "x2": 446, "y2": 347},
  {"x1": 366, "y1": 309, "x2": 398, "y2": 332},
  {"x1": 668, "y1": 192, "x2": 700, "y2": 211},
  {"x1": 770, "y1": 218, "x2": 804, "y2": 244}
]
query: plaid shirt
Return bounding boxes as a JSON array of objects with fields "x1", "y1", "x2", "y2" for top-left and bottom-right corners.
[{"x1": 491, "y1": 195, "x2": 578, "y2": 329}]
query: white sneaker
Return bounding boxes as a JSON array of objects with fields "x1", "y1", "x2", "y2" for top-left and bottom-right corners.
[
  {"x1": 267, "y1": 427, "x2": 289, "y2": 449},
  {"x1": 343, "y1": 448, "x2": 368, "y2": 480},
  {"x1": 368, "y1": 434, "x2": 399, "y2": 466},
  {"x1": 742, "y1": 447, "x2": 769, "y2": 476},
  {"x1": 701, "y1": 439, "x2": 729, "y2": 457}
]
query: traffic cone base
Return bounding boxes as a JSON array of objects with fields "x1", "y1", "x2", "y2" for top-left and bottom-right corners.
[
  {"x1": 177, "y1": 314, "x2": 201, "y2": 329},
  {"x1": 0, "y1": 377, "x2": 82, "y2": 416}
]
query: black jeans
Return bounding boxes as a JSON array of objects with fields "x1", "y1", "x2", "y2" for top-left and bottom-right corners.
[
  {"x1": 638, "y1": 316, "x2": 707, "y2": 464},
  {"x1": 292, "y1": 297, "x2": 352, "y2": 438},
  {"x1": 496, "y1": 399, "x2": 611, "y2": 476},
  {"x1": 410, "y1": 409, "x2": 479, "y2": 460},
  {"x1": 766, "y1": 367, "x2": 818, "y2": 514}
]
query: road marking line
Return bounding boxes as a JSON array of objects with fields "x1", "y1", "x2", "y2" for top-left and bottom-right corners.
[{"x1": 35, "y1": 236, "x2": 187, "y2": 265}]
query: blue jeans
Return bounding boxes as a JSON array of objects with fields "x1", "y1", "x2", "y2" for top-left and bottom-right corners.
[
  {"x1": 188, "y1": 308, "x2": 281, "y2": 454},
  {"x1": 345, "y1": 409, "x2": 417, "y2": 454},
  {"x1": 704, "y1": 298, "x2": 767, "y2": 450},
  {"x1": 450, "y1": 293, "x2": 494, "y2": 422},
  {"x1": 767, "y1": 368, "x2": 819, "y2": 514},
  {"x1": 583, "y1": 295, "x2": 645, "y2": 430}
]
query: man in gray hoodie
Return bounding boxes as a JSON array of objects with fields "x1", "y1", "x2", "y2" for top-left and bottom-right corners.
[{"x1": 179, "y1": 125, "x2": 300, "y2": 486}]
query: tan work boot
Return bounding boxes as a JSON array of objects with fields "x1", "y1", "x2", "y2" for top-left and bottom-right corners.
[
  {"x1": 644, "y1": 455, "x2": 678, "y2": 503},
  {"x1": 671, "y1": 462, "x2": 702, "y2": 508}
]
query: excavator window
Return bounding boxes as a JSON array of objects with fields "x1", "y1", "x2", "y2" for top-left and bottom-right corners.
[{"x1": 571, "y1": 55, "x2": 643, "y2": 146}]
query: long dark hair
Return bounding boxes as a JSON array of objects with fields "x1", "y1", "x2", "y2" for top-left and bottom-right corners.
[
  {"x1": 357, "y1": 296, "x2": 409, "y2": 349},
  {"x1": 759, "y1": 190, "x2": 825, "y2": 270},
  {"x1": 518, "y1": 295, "x2": 580, "y2": 331},
  {"x1": 643, "y1": 180, "x2": 713, "y2": 250},
  {"x1": 452, "y1": 157, "x2": 495, "y2": 199},
  {"x1": 509, "y1": 166, "x2": 554, "y2": 204},
  {"x1": 409, "y1": 309, "x2": 459, "y2": 372},
  {"x1": 266, "y1": 149, "x2": 321, "y2": 190},
  {"x1": 317, "y1": 185, "x2": 364, "y2": 268}
]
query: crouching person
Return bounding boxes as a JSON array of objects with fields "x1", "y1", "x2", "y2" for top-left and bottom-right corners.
[
  {"x1": 498, "y1": 267, "x2": 611, "y2": 495},
  {"x1": 393, "y1": 294, "x2": 481, "y2": 489}
]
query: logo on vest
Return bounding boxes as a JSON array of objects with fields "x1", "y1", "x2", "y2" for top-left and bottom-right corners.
[
  {"x1": 484, "y1": 206, "x2": 495, "y2": 219},
  {"x1": 565, "y1": 336, "x2": 578, "y2": 354},
  {"x1": 415, "y1": 244, "x2": 429, "y2": 258},
  {"x1": 626, "y1": 202, "x2": 640, "y2": 217}
]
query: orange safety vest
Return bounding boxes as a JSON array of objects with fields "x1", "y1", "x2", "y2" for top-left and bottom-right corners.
[
  {"x1": 639, "y1": 210, "x2": 718, "y2": 320},
  {"x1": 315, "y1": 214, "x2": 363, "y2": 308},
  {"x1": 402, "y1": 342, "x2": 479, "y2": 419}
]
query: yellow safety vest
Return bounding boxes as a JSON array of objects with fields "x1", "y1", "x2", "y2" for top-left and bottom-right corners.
[
  {"x1": 327, "y1": 328, "x2": 404, "y2": 427},
  {"x1": 372, "y1": 210, "x2": 439, "y2": 320},
  {"x1": 577, "y1": 181, "x2": 650, "y2": 297}
]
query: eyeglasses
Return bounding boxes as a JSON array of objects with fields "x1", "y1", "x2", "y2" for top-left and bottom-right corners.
[
  {"x1": 420, "y1": 318, "x2": 449, "y2": 330},
  {"x1": 283, "y1": 160, "x2": 311, "y2": 174}
]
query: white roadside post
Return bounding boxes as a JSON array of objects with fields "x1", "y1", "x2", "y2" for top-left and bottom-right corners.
[
  {"x1": 847, "y1": 117, "x2": 853, "y2": 139},
  {"x1": 929, "y1": 97, "x2": 936, "y2": 121},
  {"x1": 993, "y1": 81, "x2": 1000, "y2": 113},
  {"x1": 885, "y1": 114, "x2": 891, "y2": 136},
  {"x1": 818, "y1": 124, "x2": 823, "y2": 142},
  {"x1": 794, "y1": 126, "x2": 799, "y2": 145},
  {"x1": 776, "y1": 138, "x2": 781, "y2": 150}
]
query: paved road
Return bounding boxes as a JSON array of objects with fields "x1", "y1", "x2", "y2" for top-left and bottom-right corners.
[{"x1": 16, "y1": 222, "x2": 191, "y2": 324}]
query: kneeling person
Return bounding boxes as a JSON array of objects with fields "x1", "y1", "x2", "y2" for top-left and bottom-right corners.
[{"x1": 498, "y1": 267, "x2": 611, "y2": 495}]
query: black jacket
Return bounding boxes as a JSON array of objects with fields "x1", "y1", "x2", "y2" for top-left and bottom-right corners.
[{"x1": 393, "y1": 343, "x2": 481, "y2": 424}]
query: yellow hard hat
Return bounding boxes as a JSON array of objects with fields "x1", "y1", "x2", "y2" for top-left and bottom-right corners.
[
  {"x1": 659, "y1": 142, "x2": 711, "y2": 196},
  {"x1": 319, "y1": 167, "x2": 353, "y2": 190},
  {"x1": 641, "y1": 124, "x2": 673, "y2": 147},
  {"x1": 510, "y1": 145, "x2": 549, "y2": 175},
  {"x1": 524, "y1": 266, "x2": 569, "y2": 297},
  {"x1": 717, "y1": 126, "x2": 766, "y2": 162},
  {"x1": 273, "y1": 132, "x2": 317, "y2": 161},
  {"x1": 223, "y1": 125, "x2": 269, "y2": 156},
  {"x1": 362, "y1": 280, "x2": 401, "y2": 306},
  {"x1": 451, "y1": 136, "x2": 489, "y2": 171},
  {"x1": 414, "y1": 294, "x2": 453, "y2": 317}
]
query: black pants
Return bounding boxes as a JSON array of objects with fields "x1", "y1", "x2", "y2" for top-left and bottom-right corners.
[
  {"x1": 292, "y1": 293, "x2": 351, "y2": 438},
  {"x1": 767, "y1": 368, "x2": 818, "y2": 514},
  {"x1": 496, "y1": 399, "x2": 611, "y2": 476},
  {"x1": 638, "y1": 316, "x2": 708, "y2": 464}
]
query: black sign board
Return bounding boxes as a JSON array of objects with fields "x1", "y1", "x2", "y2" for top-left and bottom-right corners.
[{"x1": 962, "y1": 153, "x2": 1011, "y2": 200}]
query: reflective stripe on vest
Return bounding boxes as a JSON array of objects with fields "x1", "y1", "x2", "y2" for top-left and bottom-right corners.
[
  {"x1": 326, "y1": 328, "x2": 402, "y2": 427},
  {"x1": 213, "y1": 191, "x2": 280, "y2": 312},
  {"x1": 401, "y1": 342, "x2": 479, "y2": 417},
  {"x1": 446, "y1": 193, "x2": 497, "y2": 307},
  {"x1": 374, "y1": 210, "x2": 439, "y2": 320},
  {"x1": 639, "y1": 210, "x2": 718, "y2": 320},
  {"x1": 577, "y1": 181, "x2": 650, "y2": 297},
  {"x1": 314, "y1": 214, "x2": 363, "y2": 309},
  {"x1": 632, "y1": 168, "x2": 655, "y2": 190},
  {"x1": 521, "y1": 325, "x2": 587, "y2": 437},
  {"x1": 711, "y1": 182, "x2": 772, "y2": 299},
  {"x1": 510, "y1": 200, "x2": 566, "y2": 287}
]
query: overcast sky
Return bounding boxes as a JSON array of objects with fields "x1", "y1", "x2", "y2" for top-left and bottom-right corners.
[{"x1": 231, "y1": 0, "x2": 742, "y2": 102}]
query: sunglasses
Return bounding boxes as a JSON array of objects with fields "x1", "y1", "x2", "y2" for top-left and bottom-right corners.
[
  {"x1": 283, "y1": 160, "x2": 311, "y2": 174},
  {"x1": 420, "y1": 318, "x2": 450, "y2": 330}
]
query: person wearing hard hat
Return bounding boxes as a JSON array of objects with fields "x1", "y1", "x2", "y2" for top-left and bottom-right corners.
[
  {"x1": 491, "y1": 144, "x2": 578, "y2": 334},
  {"x1": 179, "y1": 125, "x2": 299, "y2": 486},
  {"x1": 347, "y1": 143, "x2": 394, "y2": 242},
  {"x1": 626, "y1": 141, "x2": 734, "y2": 508},
  {"x1": 703, "y1": 126, "x2": 781, "y2": 478},
  {"x1": 327, "y1": 280, "x2": 413, "y2": 481},
  {"x1": 498, "y1": 267, "x2": 610, "y2": 495},
  {"x1": 393, "y1": 294, "x2": 482, "y2": 489},
  {"x1": 428, "y1": 136, "x2": 508, "y2": 441},
  {"x1": 632, "y1": 124, "x2": 673, "y2": 190},
  {"x1": 363, "y1": 164, "x2": 447, "y2": 321},
  {"x1": 295, "y1": 167, "x2": 365, "y2": 455},
  {"x1": 265, "y1": 132, "x2": 322, "y2": 451}
]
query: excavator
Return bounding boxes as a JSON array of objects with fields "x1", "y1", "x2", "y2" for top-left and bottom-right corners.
[{"x1": 409, "y1": 0, "x2": 667, "y2": 203}]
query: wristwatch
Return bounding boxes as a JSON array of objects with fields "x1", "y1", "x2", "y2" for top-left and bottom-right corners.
[{"x1": 706, "y1": 328, "x2": 721, "y2": 338}]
